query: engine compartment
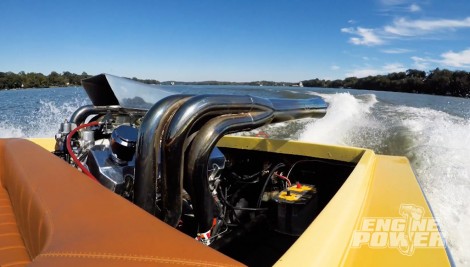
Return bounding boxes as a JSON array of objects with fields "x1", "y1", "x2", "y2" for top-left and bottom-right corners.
[
  {"x1": 53, "y1": 106, "x2": 355, "y2": 266},
  {"x1": 51, "y1": 75, "x2": 352, "y2": 266}
]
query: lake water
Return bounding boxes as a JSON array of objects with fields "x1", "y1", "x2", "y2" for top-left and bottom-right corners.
[{"x1": 1, "y1": 85, "x2": 469, "y2": 265}]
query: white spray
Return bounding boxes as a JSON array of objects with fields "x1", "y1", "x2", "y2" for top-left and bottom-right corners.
[
  {"x1": 0, "y1": 99, "x2": 87, "y2": 138},
  {"x1": 298, "y1": 92, "x2": 469, "y2": 266}
]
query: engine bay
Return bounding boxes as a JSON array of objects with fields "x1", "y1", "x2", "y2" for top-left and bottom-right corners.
[
  {"x1": 50, "y1": 74, "x2": 356, "y2": 266},
  {"x1": 53, "y1": 105, "x2": 354, "y2": 266}
]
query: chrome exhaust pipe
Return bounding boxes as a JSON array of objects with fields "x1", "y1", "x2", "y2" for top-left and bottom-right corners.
[
  {"x1": 135, "y1": 94, "x2": 327, "y2": 228},
  {"x1": 175, "y1": 97, "x2": 326, "y2": 231},
  {"x1": 70, "y1": 105, "x2": 146, "y2": 125},
  {"x1": 161, "y1": 95, "x2": 278, "y2": 227},
  {"x1": 185, "y1": 111, "x2": 275, "y2": 233},
  {"x1": 134, "y1": 95, "x2": 192, "y2": 215},
  {"x1": 70, "y1": 105, "x2": 115, "y2": 125},
  {"x1": 269, "y1": 97, "x2": 327, "y2": 122}
]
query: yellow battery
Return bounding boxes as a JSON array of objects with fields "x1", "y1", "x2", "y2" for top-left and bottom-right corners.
[{"x1": 274, "y1": 183, "x2": 318, "y2": 236}]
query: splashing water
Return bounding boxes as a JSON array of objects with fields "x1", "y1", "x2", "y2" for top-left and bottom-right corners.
[
  {"x1": 297, "y1": 92, "x2": 469, "y2": 265},
  {"x1": 0, "y1": 98, "x2": 88, "y2": 138},
  {"x1": 299, "y1": 92, "x2": 379, "y2": 145},
  {"x1": 0, "y1": 122, "x2": 24, "y2": 138},
  {"x1": 25, "y1": 99, "x2": 88, "y2": 137},
  {"x1": 397, "y1": 107, "x2": 470, "y2": 265}
]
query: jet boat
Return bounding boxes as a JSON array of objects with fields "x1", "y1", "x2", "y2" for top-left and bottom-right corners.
[{"x1": 0, "y1": 74, "x2": 453, "y2": 266}]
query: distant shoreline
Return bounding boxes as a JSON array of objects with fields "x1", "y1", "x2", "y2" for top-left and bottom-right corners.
[
  {"x1": 301, "y1": 68, "x2": 470, "y2": 98},
  {"x1": 1, "y1": 69, "x2": 469, "y2": 98}
]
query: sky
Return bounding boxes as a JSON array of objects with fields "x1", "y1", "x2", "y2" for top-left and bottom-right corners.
[{"x1": 1, "y1": 0, "x2": 470, "y2": 82}]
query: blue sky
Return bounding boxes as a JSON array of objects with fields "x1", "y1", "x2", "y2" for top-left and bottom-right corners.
[{"x1": 1, "y1": 0, "x2": 469, "y2": 82}]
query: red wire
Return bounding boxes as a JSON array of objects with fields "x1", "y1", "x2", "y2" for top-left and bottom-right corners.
[
  {"x1": 274, "y1": 172, "x2": 292, "y2": 187},
  {"x1": 255, "y1": 131, "x2": 269, "y2": 138},
  {"x1": 66, "y1": 121, "x2": 99, "y2": 181}
]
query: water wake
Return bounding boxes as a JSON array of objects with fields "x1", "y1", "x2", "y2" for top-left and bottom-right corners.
[
  {"x1": 397, "y1": 106, "x2": 470, "y2": 266},
  {"x1": 299, "y1": 92, "x2": 380, "y2": 146},
  {"x1": 297, "y1": 92, "x2": 469, "y2": 265}
]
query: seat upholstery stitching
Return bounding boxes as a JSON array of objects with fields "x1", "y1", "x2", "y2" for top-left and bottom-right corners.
[
  {"x1": 0, "y1": 245, "x2": 26, "y2": 251},
  {"x1": 2, "y1": 140, "x2": 241, "y2": 267},
  {"x1": 1, "y1": 260, "x2": 32, "y2": 267},
  {"x1": 4, "y1": 150, "x2": 54, "y2": 259},
  {"x1": 35, "y1": 252, "x2": 241, "y2": 267},
  {"x1": 0, "y1": 187, "x2": 31, "y2": 265},
  {"x1": 0, "y1": 232, "x2": 20, "y2": 237}
]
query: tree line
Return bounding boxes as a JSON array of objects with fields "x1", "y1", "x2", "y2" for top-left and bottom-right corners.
[
  {"x1": 0, "y1": 71, "x2": 91, "y2": 89},
  {"x1": 0, "y1": 71, "x2": 160, "y2": 90},
  {"x1": 2, "y1": 69, "x2": 470, "y2": 98},
  {"x1": 302, "y1": 68, "x2": 470, "y2": 98}
]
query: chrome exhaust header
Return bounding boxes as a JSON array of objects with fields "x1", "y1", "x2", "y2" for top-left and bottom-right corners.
[
  {"x1": 134, "y1": 95, "x2": 192, "y2": 215},
  {"x1": 134, "y1": 94, "x2": 327, "y2": 228},
  {"x1": 185, "y1": 111, "x2": 275, "y2": 232},
  {"x1": 70, "y1": 105, "x2": 146, "y2": 125}
]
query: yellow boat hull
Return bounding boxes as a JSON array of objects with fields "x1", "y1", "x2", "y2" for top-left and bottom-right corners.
[{"x1": 25, "y1": 136, "x2": 451, "y2": 266}]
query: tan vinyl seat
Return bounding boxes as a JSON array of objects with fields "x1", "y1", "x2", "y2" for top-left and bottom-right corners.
[{"x1": 0, "y1": 139, "x2": 244, "y2": 267}]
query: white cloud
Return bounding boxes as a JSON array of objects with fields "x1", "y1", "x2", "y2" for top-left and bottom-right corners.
[
  {"x1": 409, "y1": 4, "x2": 421, "y2": 12},
  {"x1": 379, "y1": 0, "x2": 422, "y2": 13},
  {"x1": 381, "y1": 48, "x2": 412, "y2": 54},
  {"x1": 441, "y1": 49, "x2": 470, "y2": 67},
  {"x1": 346, "y1": 63, "x2": 406, "y2": 78},
  {"x1": 346, "y1": 68, "x2": 381, "y2": 78},
  {"x1": 411, "y1": 48, "x2": 470, "y2": 69},
  {"x1": 331, "y1": 65, "x2": 340, "y2": 70},
  {"x1": 411, "y1": 56, "x2": 431, "y2": 69},
  {"x1": 341, "y1": 27, "x2": 385, "y2": 46},
  {"x1": 342, "y1": 16, "x2": 470, "y2": 47},
  {"x1": 384, "y1": 17, "x2": 470, "y2": 36},
  {"x1": 383, "y1": 63, "x2": 406, "y2": 72}
]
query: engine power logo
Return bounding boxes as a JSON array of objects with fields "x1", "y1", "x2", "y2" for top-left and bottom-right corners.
[{"x1": 351, "y1": 204, "x2": 445, "y2": 256}]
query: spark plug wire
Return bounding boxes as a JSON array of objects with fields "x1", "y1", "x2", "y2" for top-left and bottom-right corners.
[
  {"x1": 273, "y1": 172, "x2": 292, "y2": 187},
  {"x1": 66, "y1": 121, "x2": 100, "y2": 181}
]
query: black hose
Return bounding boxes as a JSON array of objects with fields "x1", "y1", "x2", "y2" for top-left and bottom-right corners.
[
  {"x1": 217, "y1": 186, "x2": 268, "y2": 212},
  {"x1": 185, "y1": 112, "x2": 274, "y2": 232},
  {"x1": 210, "y1": 214, "x2": 267, "y2": 250},
  {"x1": 256, "y1": 163, "x2": 286, "y2": 208},
  {"x1": 161, "y1": 95, "x2": 275, "y2": 227}
]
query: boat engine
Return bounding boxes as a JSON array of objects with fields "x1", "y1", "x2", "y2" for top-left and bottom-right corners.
[
  {"x1": 54, "y1": 93, "x2": 326, "y2": 243},
  {"x1": 53, "y1": 76, "x2": 328, "y2": 265}
]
